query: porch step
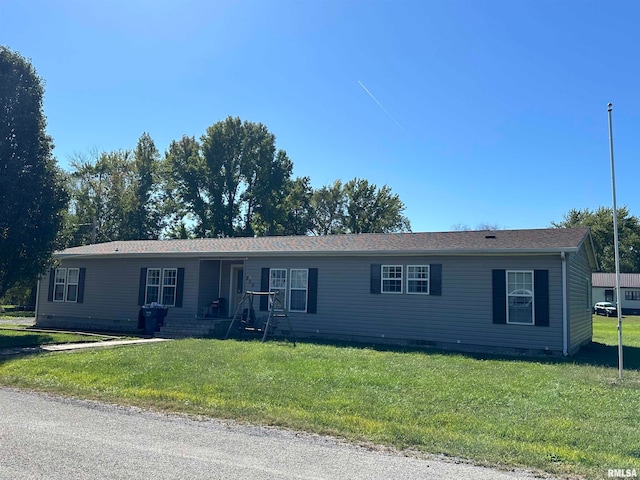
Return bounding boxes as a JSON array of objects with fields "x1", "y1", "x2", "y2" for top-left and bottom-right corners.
[{"x1": 154, "y1": 317, "x2": 231, "y2": 339}]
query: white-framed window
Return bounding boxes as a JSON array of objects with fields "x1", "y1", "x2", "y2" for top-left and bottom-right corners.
[
  {"x1": 289, "y1": 269, "x2": 308, "y2": 312},
  {"x1": 625, "y1": 290, "x2": 640, "y2": 301},
  {"x1": 382, "y1": 265, "x2": 403, "y2": 294},
  {"x1": 269, "y1": 268, "x2": 287, "y2": 310},
  {"x1": 145, "y1": 268, "x2": 161, "y2": 304},
  {"x1": 507, "y1": 270, "x2": 534, "y2": 325},
  {"x1": 145, "y1": 268, "x2": 177, "y2": 306},
  {"x1": 66, "y1": 268, "x2": 80, "y2": 302},
  {"x1": 407, "y1": 265, "x2": 429, "y2": 294},
  {"x1": 54, "y1": 268, "x2": 66, "y2": 302},
  {"x1": 162, "y1": 269, "x2": 178, "y2": 307},
  {"x1": 54, "y1": 268, "x2": 79, "y2": 303}
]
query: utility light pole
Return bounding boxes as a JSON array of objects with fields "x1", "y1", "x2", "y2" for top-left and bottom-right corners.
[{"x1": 607, "y1": 102, "x2": 623, "y2": 380}]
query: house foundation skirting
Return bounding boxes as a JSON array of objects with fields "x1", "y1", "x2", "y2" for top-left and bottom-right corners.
[{"x1": 36, "y1": 315, "x2": 139, "y2": 333}]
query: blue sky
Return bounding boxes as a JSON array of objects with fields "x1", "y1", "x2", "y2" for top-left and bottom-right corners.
[{"x1": 3, "y1": 0, "x2": 640, "y2": 233}]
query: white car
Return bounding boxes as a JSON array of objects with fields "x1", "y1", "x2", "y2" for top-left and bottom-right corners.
[{"x1": 593, "y1": 302, "x2": 617, "y2": 317}]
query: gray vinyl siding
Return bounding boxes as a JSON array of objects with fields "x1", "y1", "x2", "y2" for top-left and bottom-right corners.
[
  {"x1": 38, "y1": 251, "x2": 575, "y2": 353},
  {"x1": 245, "y1": 254, "x2": 564, "y2": 353},
  {"x1": 567, "y1": 245, "x2": 594, "y2": 353},
  {"x1": 37, "y1": 257, "x2": 200, "y2": 332}
]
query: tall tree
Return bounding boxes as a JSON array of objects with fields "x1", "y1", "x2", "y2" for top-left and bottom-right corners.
[
  {"x1": 280, "y1": 176, "x2": 314, "y2": 236},
  {"x1": 64, "y1": 135, "x2": 165, "y2": 246},
  {"x1": 309, "y1": 179, "x2": 411, "y2": 235},
  {"x1": 66, "y1": 150, "x2": 132, "y2": 244},
  {"x1": 342, "y1": 178, "x2": 411, "y2": 234},
  {"x1": 168, "y1": 117, "x2": 295, "y2": 237},
  {"x1": 0, "y1": 47, "x2": 68, "y2": 297},
  {"x1": 552, "y1": 206, "x2": 640, "y2": 272},
  {"x1": 128, "y1": 132, "x2": 163, "y2": 239},
  {"x1": 163, "y1": 135, "x2": 218, "y2": 237},
  {"x1": 310, "y1": 180, "x2": 346, "y2": 235},
  {"x1": 245, "y1": 149, "x2": 294, "y2": 236},
  {"x1": 201, "y1": 117, "x2": 244, "y2": 236}
]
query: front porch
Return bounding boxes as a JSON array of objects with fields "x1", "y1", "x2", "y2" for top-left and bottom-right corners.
[{"x1": 197, "y1": 258, "x2": 246, "y2": 318}]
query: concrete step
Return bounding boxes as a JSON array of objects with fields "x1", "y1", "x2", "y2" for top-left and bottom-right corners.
[{"x1": 155, "y1": 318, "x2": 232, "y2": 339}]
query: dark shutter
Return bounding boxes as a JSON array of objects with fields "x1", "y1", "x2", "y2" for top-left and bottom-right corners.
[
  {"x1": 77, "y1": 268, "x2": 86, "y2": 304},
  {"x1": 47, "y1": 268, "x2": 55, "y2": 302},
  {"x1": 430, "y1": 264, "x2": 442, "y2": 296},
  {"x1": 370, "y1": 264, "x2": 381, "y2": 294},
  {"x1": 175, "y1": 268, "x2": 185, "y2": 308},
  {"x1": 307, "y1": 268, "x2": 318, "y2": 314},
  {"x1": 534, "y1": 269, "x2": 549, "y2": 327},
  {"x1": 492, "y1": 269, "x2": 506, "y2": 324},
  {"x1": 138, "y1": 268, "x2": 147, "y2": 306},
  {"x1": 260, "y1": 268, "x2": 270, "y2": 311}
]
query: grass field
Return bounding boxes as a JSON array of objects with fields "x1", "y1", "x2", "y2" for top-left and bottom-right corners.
[
  {"x1": 0, "y1": 310, "x2": 35, "y2": 318},
  {"x1": 0, "y1": 325, "x2": 121, "y2": 349},
  {"x1": 1, "y1": 317, "x2": 639, "y2": 479}
]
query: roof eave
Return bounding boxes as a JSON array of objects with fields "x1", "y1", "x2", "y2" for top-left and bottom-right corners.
[{"x1": 55, "y1": 247, "x2": 580, "y2": 260}]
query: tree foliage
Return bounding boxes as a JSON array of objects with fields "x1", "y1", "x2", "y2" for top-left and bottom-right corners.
[
  {"x1": 552, "y1": 206, "x2": 640, "y2": 272},
  {"x1": 64, "y1": 117, "x2": 412, "y2": 241},
  {"x1": 451, "y1": 223, "x2": 501, "y2": 231},
  {"x1": 280, "y1": 176, "x2": 314, "y2": 236},
  {"x1": 63, "y1": 133, "x2": 164, "y2": 246},
  {"x1": 343, "y1": 178, "x2": 411, "y2": 234},
  {"x1": 130, "y1": 133, "x2": 163, "y2": 239},
  {"x1": 311, "y1": 180, "x2": 346, "y2": 235},
  {"x1": 310, "y1": 178, "x2": 411, "y2": 235},
  {"x1": 0, "y1": 47, "x2": 68, "y2": 298},
  {"x1": 165, "y1": 117, "x2": 298, "y2": 237},
  {"x1": 163, "y1": 135, "x2": 210, "y2": 237}
]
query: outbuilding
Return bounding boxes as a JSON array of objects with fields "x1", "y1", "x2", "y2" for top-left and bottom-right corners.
[{"x1": 592, "y1": 273, "x2": 640, "y2": 315}]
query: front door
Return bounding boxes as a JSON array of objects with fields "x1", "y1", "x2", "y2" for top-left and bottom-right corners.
[{"x1": 230, "y1": 266, "x2": 244, "y2": 316}]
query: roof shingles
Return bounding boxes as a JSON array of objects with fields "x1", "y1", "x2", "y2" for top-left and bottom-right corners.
[{"x1": 57, "y1": 228, "x2": 592, "y2": 258}]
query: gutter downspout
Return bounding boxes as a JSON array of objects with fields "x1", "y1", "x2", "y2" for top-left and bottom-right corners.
[
  {"x1": 218, "y1": 262, "x2": 224, "y2": 314},
  {"x1": 561, "y1": 252, "x2": 568, "y2": 356},
  {"x1": 34, "y1": 278, "x2": 41, "y2": 325}
]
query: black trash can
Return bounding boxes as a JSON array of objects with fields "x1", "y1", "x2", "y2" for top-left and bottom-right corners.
[{"x1": 141, "y1": 307, "x2": 167, "y2": 335}]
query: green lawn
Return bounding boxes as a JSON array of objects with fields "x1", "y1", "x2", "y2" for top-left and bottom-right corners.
[
  {"x1": 0, "y1": 310, "x2": 35, "y2": 318},
  {"x1": 593, "y1": 314, "x2": 640, "y2": 347},
  {"x1": 0, "y1": 326, "x2": 117, "y2": 349},
  {"x1": 1, "y1": 318, "x2": 639, "y2": 479}
]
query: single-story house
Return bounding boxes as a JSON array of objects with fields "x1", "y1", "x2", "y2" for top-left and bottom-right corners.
[
  {"x1": 592, "y1": 273, "x2": 640, "y2": 315},
  {"x1": 35, "y1": 227, "x2": 597, "y2": 356}
]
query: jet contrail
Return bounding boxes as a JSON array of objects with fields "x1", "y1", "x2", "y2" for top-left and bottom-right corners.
[{"x1": 357, "y1": 80, "x2": 404, "y2": 131}]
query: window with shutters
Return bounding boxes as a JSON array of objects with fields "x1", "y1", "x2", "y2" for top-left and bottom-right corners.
[
  {"x1": 406, "y1": 265, "x2": 429, "y2": 294},
  {"x1": 382, "y1": 265, "x2": 403, "y2": 294},
  {"x1": 53, "y1": 268, "x2": 80, "y2": 303},
  {"x1": 289, "y1": 269, "x2": 308, "y2": 312},
  {"x1": 506, "y1": 270, "x2": 534, "y2": 325},
  {"x1": 261, "y1": 268, "x2": 317, "y2": 314},
  {"x1": 145, "y1": 268, "x2": 177, "y2": 306},
  {"x1": 269, "y1": 268, "x2": 287, "y2": 310}
]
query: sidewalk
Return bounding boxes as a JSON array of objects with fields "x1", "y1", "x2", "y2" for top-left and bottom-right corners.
[
  {"x1": 0, "y1": 336, "x2": 171, "y2": 357},
  {"x1": 41, "y1": 338, "x2": 170, "y2": 351},
  {"x1": 0, "y1": 317, "x2": 36, "y2": 326}
]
